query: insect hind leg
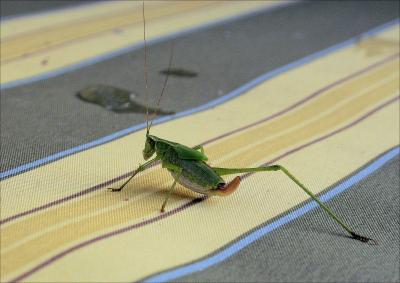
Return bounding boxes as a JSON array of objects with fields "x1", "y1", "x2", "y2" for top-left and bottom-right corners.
[{"x1": 211, "y1": 165, "x2": 377, "y2": 244}]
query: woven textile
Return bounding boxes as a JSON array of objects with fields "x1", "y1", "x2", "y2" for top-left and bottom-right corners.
[{"x1": 1, "y1": 1, "x2": 399, "y2": 282}]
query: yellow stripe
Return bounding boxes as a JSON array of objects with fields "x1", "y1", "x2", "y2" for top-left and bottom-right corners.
[
  {"x1": 28, "y1": 102, "x2": 400, "y2": 283},
  {"x1": 1, "y1": 59, "x2": 398, "y2": 279},
  {"x1": 2, "y1": 69, "x2": 399, "y2": 280},
  {"x1": 0, "y1": 1, "x2": 282, "y2": 85},
  {"x1": 1, "y1": 25, "x2": 398, "y2": 221},
  {"x1": 1, "y1": 58, "x2": 397, "y2": 240},
  {"x1": 0, "y1": 26, "x2": 398, "y2": 281},
  {"x1": 221, "y1": 77, "x2": 397, "y2": 167},
  {"x1": 1, "y1": 57, "x2": 397, "y2": 250},
  {"x1": 1, "y1": 2, "x2": 143, "y2": 39},
  {"x1": 208, "y1": 59, "x2": 397, "y2": 160},
  {"x1": 1, "y1": 2, "x2": 212, "y2": 62}
]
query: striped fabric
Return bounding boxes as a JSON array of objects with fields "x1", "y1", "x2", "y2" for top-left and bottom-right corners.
[
  {"x1": 1, "y1": 1, "x2": 399, "y2": 282},
  {"x1": 1, "y1": 1, "x2": 284, "y2": 89}
]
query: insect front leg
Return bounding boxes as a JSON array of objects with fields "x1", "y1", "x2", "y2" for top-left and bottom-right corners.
[
  {"x1": 212, "y1": 165, "x2": 377, "y2": 245},
  {"x1": 108, "y1": 156, "x2": 159, "y2": 192}
]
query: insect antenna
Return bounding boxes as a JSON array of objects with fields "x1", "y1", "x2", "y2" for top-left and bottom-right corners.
[
  {"x1": 148, "y1": 41, "x2": 175, "y2": 131},
  {"x1": 142, "y1": 1, "x2": 174, "y2": 135},
  {"x1": 142, "y1": 1, "x2": 150, "y2": 135}
]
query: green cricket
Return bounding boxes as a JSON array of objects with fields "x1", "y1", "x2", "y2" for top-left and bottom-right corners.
[{"x1": 109, "y1": 2, "x2": 376, "y2": 245}]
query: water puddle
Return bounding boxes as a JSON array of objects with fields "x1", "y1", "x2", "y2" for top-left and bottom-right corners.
[
  {"x1": 76, "y1": 85, "x2": 175, "y2": 115},
  {"x1": 356, "y1": 36, "x2": 399, "y2": 57},
  {"x1": 159, "y1": 68, "x2": 198, "y2": 78}
]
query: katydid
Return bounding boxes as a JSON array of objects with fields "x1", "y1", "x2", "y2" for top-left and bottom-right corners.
[{"x1": 109, "y1": 2, "x2": 376, "y2": 245}]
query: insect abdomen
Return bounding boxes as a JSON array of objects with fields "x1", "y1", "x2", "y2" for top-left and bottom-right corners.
[
  {"x1": 169, "y1": 157, "x2": 224, "y2": 195},
  {"x1": 170, "y1": 172, "x2": 210, "y2": 195}
]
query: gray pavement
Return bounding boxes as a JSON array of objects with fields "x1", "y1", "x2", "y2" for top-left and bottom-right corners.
[{"x1": 0, "y1": 0, "x2": 97, "y2": 19}]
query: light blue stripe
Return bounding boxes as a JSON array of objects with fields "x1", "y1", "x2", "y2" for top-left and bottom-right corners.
[
  {"x1": 144, "y1": 147, "x2": 400, "y2": 283},
  {"x1": 0, "y1": 1, "x2": 293, "y2": 91},
  {"x1": 0, "y1": 19, "x2": 398, "y2": 179}
]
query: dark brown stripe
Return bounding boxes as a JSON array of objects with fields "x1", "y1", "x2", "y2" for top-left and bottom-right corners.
[
  {"x1": 1, "y1": 53, "x2": 397, "y2": 226},
  {"x1": 9, "y1": 96, "x2": 399, "y2": 283}
]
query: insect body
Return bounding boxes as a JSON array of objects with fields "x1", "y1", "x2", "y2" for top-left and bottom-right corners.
[
  {"x1": 110, "y1": 132, "x2": 376, "y2": 244},
  {"x1": 109, "y1": 134, "x2": 240, "y2": 210},
  {"x1": 109, "y1": 1, "x2": 376, "y2": 245},
  {"x1": 144, "y1": 135, "x2": 236, "y2": 196}
]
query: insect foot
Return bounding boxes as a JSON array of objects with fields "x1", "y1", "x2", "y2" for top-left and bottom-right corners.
[
  {"x1": 350, "y1": 232, "x2": 378, "y2": 245},
  {"x1": 108, "y1": 187, "x2": 123, "y2": 192}
]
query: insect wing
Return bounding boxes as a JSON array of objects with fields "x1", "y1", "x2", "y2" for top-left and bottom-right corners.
[{"x1": 174, "y1": 144, "x2": 208, "y2": 161}]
